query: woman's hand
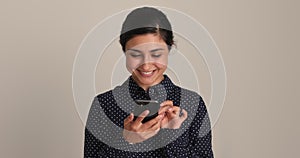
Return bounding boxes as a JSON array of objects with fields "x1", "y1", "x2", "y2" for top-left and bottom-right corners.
[
  {"x1": 123, "y1": 110, "x2": 163, "y2": 144},
  {"x1": 159, "y1": 100, "x2": 188, "y2": 129}
]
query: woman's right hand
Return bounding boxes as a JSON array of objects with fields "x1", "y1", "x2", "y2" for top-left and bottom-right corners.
[{"x1": 123, "y1": 110, "x2": 163, "y2": 144}]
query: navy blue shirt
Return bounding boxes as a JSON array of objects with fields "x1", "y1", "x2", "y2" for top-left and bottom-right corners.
[{"x1": 84, "y1": 75, "x2": 214, "y2": 157}]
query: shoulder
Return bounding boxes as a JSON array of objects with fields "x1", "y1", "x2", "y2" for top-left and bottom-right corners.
[
  {"x1": 94, "y1": 84, "x2": 126, "y2": 103},
  {"x1": 180, "y1": 87, "x2": 202, "y2": 98},
  {"x1": 173, "y1": 85, "x2": 207, "y2": 117},
  {"x1": 95, "y1": 90, "x2": 113, "y2": 101},
  {"x1": 174, "y1": 85, "x2": 204, "y2": 103}
]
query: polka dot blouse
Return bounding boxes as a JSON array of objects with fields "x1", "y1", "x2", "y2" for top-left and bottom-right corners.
[{"x1": 84, "y1": 75, "x2": 214, "y2": 157}]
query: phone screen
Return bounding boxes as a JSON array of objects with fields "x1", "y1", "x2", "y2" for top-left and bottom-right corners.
[{"x1": 133, "y1": 100, "x2": 160, "y2": 123}]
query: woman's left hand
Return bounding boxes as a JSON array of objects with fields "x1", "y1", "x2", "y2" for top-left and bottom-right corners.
[{"x1": 158, "y1": 100, "x2": 188, "y2": 129}]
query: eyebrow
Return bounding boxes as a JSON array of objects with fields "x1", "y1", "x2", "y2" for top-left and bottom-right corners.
[
  {"x1": 127, "y1": 49, "x2": 142, "y2": 53},
  {"x1": 149, "y1": 48, "x2": 165, "y2": 52},
  {"x1": 127, "y1": 48, "x2": 165, "y2": 53}
]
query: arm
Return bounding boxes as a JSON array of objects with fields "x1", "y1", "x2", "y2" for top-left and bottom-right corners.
[
  {"x1": 83, "y1": 97, "x2": 128, "y2": 157},
  {"x1": 154, "y1": 96, "x2": 213, "y2": 157},
  {"x1": 84, "y1": 128, "x2": 102, "y2": 157},
  {"x1": 187, "y1": 97, "x2": 214, "y2": 158},
  {"x1": 84, "y1": 97, "x2": 102, "y2": 158},
  {"x1": 84, "y1": 96, "x2": 164, "y2": 156}
]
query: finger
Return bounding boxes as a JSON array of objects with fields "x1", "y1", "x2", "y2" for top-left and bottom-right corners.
[
  {"x1": 149, "y1": 118, "x2": 162, "y2": 131},
  {"x1": 124, "y1": 113, "x2": 134, "y2": 125},
  {"x1": 167, "y1": 110, "x2": 177, "y2": 119},
  {"x1": 142, "y1": 114, "x2": 163, "y2": 130},
  {"x1": 158, "y1": 104, "x2": 172, "y2": 114},
  {"x1": 180, "y1": 109, "x2": 188, "y2": 120},
  {"x1": 169, "y1": 106, "x2": 180, "y2": 114},
  {"x1": 166, "y1": 106, "x2": 180, "y2": 118},
  {"x1": 160, "y1": 100, "x2": 173, "y2": 107},
  {"x1": 133, "y1": 110, "x2": 150, "y2": 125},
  {"x1": 143, "y1": 127, "x2": 160, "y2": 139}
]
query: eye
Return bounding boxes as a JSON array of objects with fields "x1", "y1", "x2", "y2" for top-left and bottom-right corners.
[
  {"x1": 131, "y1": 54, "x2": 141, "y2": 57},
  {"x1": 152, "y1": 54, "x2": 162, "y2": 58},
  {"x1": 129, "y1": 53, "x2": 142, "y2": 58}
]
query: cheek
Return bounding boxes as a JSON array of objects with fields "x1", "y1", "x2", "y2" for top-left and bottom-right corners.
[
  {"x1": 152, "y1": 58, "x2": 167, "y2": 72},
  {"x1": 156, "y1": 63, "x2": 167, "y2": 70},
  {"x1": 126, "y1": 57, "x2": 140, "y2": 72},
  {"x1": 155, "y1": 55, "x2": 168, "y2": 67}
]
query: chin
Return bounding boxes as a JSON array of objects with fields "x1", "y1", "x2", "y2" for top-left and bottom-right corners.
[
  {"x1": 133, "y1": 73, "x2": 163, "y2": 87},
  {"x1": 140, "y1": 80, "x2": 156, "y2": 86},
  {"x1": 137, "y1": 77, "x2": 156, "y2": 85}
]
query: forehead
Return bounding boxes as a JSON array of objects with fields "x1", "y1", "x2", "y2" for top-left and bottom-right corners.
[{"x1": 125, "y1": 34, "x2": 167, "y2": 51}]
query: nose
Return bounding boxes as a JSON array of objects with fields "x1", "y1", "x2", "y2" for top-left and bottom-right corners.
[
  {"x1": 142, "y1": 53, "x2": 152, "y2": 64},
  {"x1": 140, "y1": 62, "x2": 151, "y2": 70},
  {"x1": 140, "y1": 54, "x2": 153, "y2": 70}
]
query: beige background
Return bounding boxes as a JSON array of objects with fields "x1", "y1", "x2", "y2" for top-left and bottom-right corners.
[{"x1": 1, "y1": 0, "x2": 299, "y2": 158}]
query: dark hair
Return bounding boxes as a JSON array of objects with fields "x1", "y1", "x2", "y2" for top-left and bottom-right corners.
[{"x1": 119, "y1": 7, "x2": 174, "y2": 52}]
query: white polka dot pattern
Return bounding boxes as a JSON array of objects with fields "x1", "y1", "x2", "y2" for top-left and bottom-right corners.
[{"x1": 84, "y1": 75, "x2": 214, "y2": 157}]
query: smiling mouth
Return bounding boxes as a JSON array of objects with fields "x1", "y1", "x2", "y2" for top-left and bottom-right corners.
[{"x1": 138, "y1": 70, "x2": 156, "y2": 77}]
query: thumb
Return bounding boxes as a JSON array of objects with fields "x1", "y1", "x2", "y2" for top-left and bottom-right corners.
[
  {"x1": 180, "y1": 109, "x2": 188, "y2": 120},
  {"x1": 124, "y1": 113, "x2": 134, "y2": 125}
]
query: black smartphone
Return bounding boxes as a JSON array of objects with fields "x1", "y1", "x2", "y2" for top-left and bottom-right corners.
[{"x1": 133, "y1": 99, "x2": 160, "y2": 123}]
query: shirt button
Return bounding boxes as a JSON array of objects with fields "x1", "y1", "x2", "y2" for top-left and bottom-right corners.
[{"x1": 149, "y1": 88, "x2": 155, "y2": 94}]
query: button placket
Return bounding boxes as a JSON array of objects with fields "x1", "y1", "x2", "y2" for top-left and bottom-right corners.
[
  {"x1": 148, "y1": 87, "x2": 157, "y2": 100},
  {"x1": 149, "y1": 88, "x2": 155, "y2": 94}
]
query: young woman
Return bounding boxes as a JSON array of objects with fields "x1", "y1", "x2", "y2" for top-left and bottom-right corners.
[{"x1": 84, "y1": 7, "x2": 214, "y2": 157}]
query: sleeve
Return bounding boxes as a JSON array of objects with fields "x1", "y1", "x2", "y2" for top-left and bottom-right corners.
[
  {"x1": 83, "y1": 96, "x2": 160, "y2": 157},
  {"x1": 83, "y1": 97, "x2": 129, "y2": 157},
  {"x1": 84, "y1": 97, "x2": 102, "y2": 157},
  {"x1": 84, "y1": 127, "x2": 101, "y2": 157},
  {"x1": 187, "y1": 96, "x2": 214, "y2": 158},
  {"x1": 155, "y1": 95, "x2": 214, "y2": 158}
]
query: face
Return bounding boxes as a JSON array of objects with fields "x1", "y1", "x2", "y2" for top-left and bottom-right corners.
[{"x1": 125, "y1": 33, "x2": 169, "y2": 90}]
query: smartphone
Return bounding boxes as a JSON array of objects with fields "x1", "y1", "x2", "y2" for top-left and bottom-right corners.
[{"x1": 133, "y1": 99, "x2": 160, "y2": 123}]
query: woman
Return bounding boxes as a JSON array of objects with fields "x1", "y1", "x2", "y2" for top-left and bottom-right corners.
[{"x1": 84, "y1": 7, "x2": 214, "y2": 157}]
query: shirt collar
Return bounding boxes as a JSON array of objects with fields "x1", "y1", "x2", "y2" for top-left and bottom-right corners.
[
  {"x1": 120, "y1": 74, "x2": 176, "y2": 101},
  {"x1": 127, "y1": 75, "x2": 175, "y2": 94}
]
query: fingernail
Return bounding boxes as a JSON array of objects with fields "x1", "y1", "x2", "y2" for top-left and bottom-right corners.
[{"x1": 144, "y1": 110, "x2": 150, "y2": 115}]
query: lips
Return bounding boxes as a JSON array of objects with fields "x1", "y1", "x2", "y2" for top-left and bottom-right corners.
[
  {"x1": 141, "y1": 71, "x2": 152, "y2": 75},
  {"x1": 138, "y1": 69, "x2": 156, "y2": 77}
]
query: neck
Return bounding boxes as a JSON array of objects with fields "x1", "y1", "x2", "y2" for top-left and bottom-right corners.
[{"x1": 132, "y1": 75, "x2": 165, "y2": 91}]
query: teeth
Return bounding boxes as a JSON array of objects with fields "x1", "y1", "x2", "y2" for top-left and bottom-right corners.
[{"x1": 141, "y1": 71, "x2": 153, "y2": 75}]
